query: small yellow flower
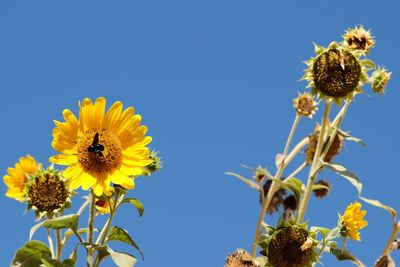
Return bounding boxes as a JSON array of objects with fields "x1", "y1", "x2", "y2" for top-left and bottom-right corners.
[
  {"x1": 95, "y1": 198, "x2": 114, "y2": 215},
  {"x1": 50, "y1": 97, "x2": 153, "y2": 196},
  {"x1": 3, "y1": 155, "x2": 38, "y2": 202},
  {"x1": 342, "y1": 201, "x2": 368, "y2": 241}
]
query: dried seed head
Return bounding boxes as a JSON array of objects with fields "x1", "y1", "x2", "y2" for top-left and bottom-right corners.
[
  {"x1": 260, "y1": 179, "x2": 286, "y2": 214},
  {"x1": 293, "y1": 92, "x2": 318, "y2": 118},
  {"x1": 267, "y1": 226, "x2": 315, "y2": 267},
  {"x1": 313, "y1": 180, "x2": 331, "y2": 198},
  {"x1": 343, "y1": 26, "x2": 375, "y2": 52},
  {"x1": 305, "y1": 125, "x2": 344, "y2": 165},
  {"x1": 225, "y1": 249, "x2": 258, "y2": 267},
  {"x1": 283, "y1": 195, "x2": 297, "y2": 211},
  {"x1": 313, "y1": 48, "x2": 361, "y2": 98}
]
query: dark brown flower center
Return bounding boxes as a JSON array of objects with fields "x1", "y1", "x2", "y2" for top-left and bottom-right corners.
[
  {"x1": 313, "y1": 48, "x2": 361, "y2": 97},
  {"x1": 28, "y1": 172, "x2": 68, "y2": 212},
  {"x1": 77, "y1": 129, "x2": 123, "y2": 174}
]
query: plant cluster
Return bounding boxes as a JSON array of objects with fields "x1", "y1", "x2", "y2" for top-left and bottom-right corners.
[
  {"x1": 226, "y1": 26, "x2": 397, "y2": 267},
  {"x1": 4, "y1": 97, "x2": 161, "y2": 267}
]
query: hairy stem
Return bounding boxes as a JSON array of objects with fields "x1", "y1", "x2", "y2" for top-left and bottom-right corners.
[
  {"x1": 297, "y1": 100, "x2": 332, "y2": 224},
  {"x1": 250, "y1": 116, "x2": 307, "y2": 258},
  {"x1": 87, "y1": 192, "x2": 96, "y2": 267}
]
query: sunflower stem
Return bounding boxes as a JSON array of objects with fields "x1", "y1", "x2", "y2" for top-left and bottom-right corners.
[
  {"x1": 297, "y1": 100, "x2": 332, "y2": 224},
  {"x1": 93, "y1": 191, "x2": 122, "y2": 267},
  {"x1": 46, "y1": 228, "x2": 55, "y2": 259},
  {"x1": 286, "y1": 162, "x2": 307, "y2": 180},
  {"x1": 250, "y1": 116, "x2": 307, "y2": 258},
  {"x1": 87, "y1": 192, "x2": 96, "y2": 267},
  {"x1": 383, "y1": 221, "x2": 400, "y2": 255}
]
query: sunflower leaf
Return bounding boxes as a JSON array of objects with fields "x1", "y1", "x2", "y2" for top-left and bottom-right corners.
[
  {"x1": 359, "y1": 196, "x2": 397, "y2": 224},
  {"x1": 320, "y1": 161, "x2": 362, "y2": 195},
  {"x1": 106, "y1": 246, "x2": 137, "y2": 267},
  {"x1": 225, "y1": 172, "x2": 260, "y2": 191},
  {"x1": 330, "y1": 247, "x2": 366, "y2": 267},
  {"x1": 105, "y1": 226, "x2": 144, "y2": 260},
  {"x1": 339, "y1": 130, "x2": 367, "y2": 147},
  {"x1": 42, "y1": 214, "x2": 79, "y2": 232},
  {"x1": 11, "y1": 240, "x2": 52, "y2": 267},
  {"x1": 120, "y1": 198, "x2": 145, "y2": 216}
]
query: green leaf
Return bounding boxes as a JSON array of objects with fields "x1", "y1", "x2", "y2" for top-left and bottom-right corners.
[
  {"x1": 120, "y1": 198, "x2": 145, "y2": 216},
  {"x1": 310, "y1": 226, "x2": 331, "y2": 239},
  {"x1": 359, "y1": 196, "x2": 397, "y2": 224},
  {"x1": 362, "y1": 59, "x2": 376, "y2": 69},
  {"x1": 330, "y1": 247, "x2": 366, "y2": 267},
  {"x1": 283, "y1": 177, "x2": 304, "y2": 201},
  {"x1": 225, "y1": 172, "x2": 260, "y2": 191},
  {"x1": 29, "y1": 220, "x2": 45, "y2": 240},
  {"x1": 105, "y1": 226, "x2": 144, "y2": 260},
  {"x1": 311, "y1": 183, "x2": 330, "y2": 191},
  {"x1": 42, "y1": 214, "x2": 79, "y2": 232},
  {"x1": 62, "y1": 258, "x2": 76, "y2": 267},
  {"x1": 320, "y1": 161, "x2": 362, "y2": 195},
  {"x1": 107, "y1": 246, "x2": 137, "y2": 267},
  {"x1": 11, "y1": 240, "x2": 52, "y2": 267},
  {"x1": 41, "y1": 258, "x2": 66, "y2": 267}
]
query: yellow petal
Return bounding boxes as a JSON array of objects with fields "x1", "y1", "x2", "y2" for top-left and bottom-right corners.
[{"x1": 49, "y1": 154, "x2": 78, "y2": 165}]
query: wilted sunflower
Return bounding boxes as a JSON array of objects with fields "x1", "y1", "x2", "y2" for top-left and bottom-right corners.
[
  {"x1": 303, "y1": 41, "x2": 370, "y2": 105},
  {"x1": 340, "y1": 201, "x2": 368, "y2": 241},
  {"x1": 343, "y1": 26, "x2": 375, "y2": 52},
  {"x1": 3, "y1": 155, "x2": 38, "y2": 202},
  {"x1": 50, "y1": 97, "x2": 152, "y2": 196}
]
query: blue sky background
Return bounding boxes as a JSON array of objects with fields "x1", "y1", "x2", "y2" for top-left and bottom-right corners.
[{"x1": 0, "y1": 1, "x2": 399, "y2": 266}]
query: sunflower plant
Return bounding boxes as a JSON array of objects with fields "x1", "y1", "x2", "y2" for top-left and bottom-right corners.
[
  {"x1": 225, "y1": 26, "x2": 397, "y2": 267},
  {"x1": 4, "y1": 97, "x2": 161, "y2": 267}
]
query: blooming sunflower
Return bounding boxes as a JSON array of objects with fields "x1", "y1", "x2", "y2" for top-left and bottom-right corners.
[
  {"x1": 3, "y1": 155, "x2": 38, "y2": 202},
  {"x1": 50, "y1": 97, "x2": 152, "y2": 196},
  {"x1": 341, "y1": 201, "x2": 368, "y2": 241}
]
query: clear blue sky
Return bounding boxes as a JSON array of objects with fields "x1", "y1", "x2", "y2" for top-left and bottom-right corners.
[{"x1": 0, "y1": 1, "x2": 399, "y2": 266}]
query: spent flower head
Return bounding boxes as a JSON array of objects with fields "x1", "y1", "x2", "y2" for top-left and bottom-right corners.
[
  {"x1": 340, "y1": 201, "x2": 368, "y2": 241},
  {"x1": 293, "y1": 92, "x2": 318, "y2": 118},
  {"x1": 343, "y1": 26, "x2": 375, "y2": 52},
  {"x1": 50, "y1": 97, "x2": 152, "y2": 196}
]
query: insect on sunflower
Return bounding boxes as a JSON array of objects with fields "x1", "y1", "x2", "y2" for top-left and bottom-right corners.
[{"x1": 50, "y1": 97, "x2": 152, "y2": 196}]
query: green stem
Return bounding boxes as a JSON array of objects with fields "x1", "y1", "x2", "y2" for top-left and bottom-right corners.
[
  {"x1": 46, "y1": 228, "x2": 55, "y2": 258},
  {"x1": 283, "y1": 114, "x2": 301, "y2": 157},
  {"x1": 383, "y1": 221, "x2": 400, "y2": 255},
  {"x1": 87, "y1": 192, "x2": 96, "y2": 267},
  {"x1": 297, "y1": 100, "x2": 332, "y2": 224},
  {"x1": 56, "y1": 229, "x2": 63, "y2": 260},
  {"x1": 250, "y1": 116, "x2": 307, "y2": 258}
]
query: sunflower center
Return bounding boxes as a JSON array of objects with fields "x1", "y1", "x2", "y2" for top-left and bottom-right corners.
[
  {"x1": 28, "y1": 172, "x2": 68, "y2": 212},
  {"x1": 77, "y1": 129, "x2": 123, "y2": 173}
]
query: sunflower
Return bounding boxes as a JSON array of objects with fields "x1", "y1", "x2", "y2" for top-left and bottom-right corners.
[
  {"x1": 95, "y1": 197, "x2": 114, "y2": 215},
  {"x1": 3, "y1": 155, "x2": 38, "y2": 202},
  {"x1": 50, "y1": 97, "x2": 152, "y2": 196},
  {"x1": 340, "y1": 201, "x2": 368, "y2": 241}
]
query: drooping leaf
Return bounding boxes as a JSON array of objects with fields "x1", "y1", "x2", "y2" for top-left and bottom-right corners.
[
  {"x1": 311, "y1": 183, "x2": 330, "y2": 191},
  {"x1": 29, "y1": 220, "x2": 45, "y2": 240},
  {"x1": 320, "y1": 161, "x2": 362, "y2": 194},
  {"x1": 339, "y1": 130, "x2": 367, "y2": 147},
  {"x1": 42, "y1": 214, "x2": 79, "y2": 232},
  {"x1": 283, "y1": 177, "x2": 304, "y2": 201},
  {"x1": 107, "y1": 246, "x2": 137, "y2": 267},
  {"x1": 105, "y1": 226, "x2": 144, "y2": 260},
  {"x1": 41, "y1": 258, "x2": 66, "y2": 267},
  {"x1": 359, "y1": 196, "x2": 397, "y2": 224},
  {"x1": 225, "y1": 172, "x2": 260, "y2": 191},
  {"x1": 330, "y1": 247, "x2": 366, "y2": 267},
  {"x1": 120, "y1": 198, "x2": 145, "y2": 216},
  {"x1": 11, "y1": 240, "x2": 52, "y2": 267}
]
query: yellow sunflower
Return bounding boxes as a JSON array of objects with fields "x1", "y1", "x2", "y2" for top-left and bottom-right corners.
[
  {"x1": 3, "y1": 155, "x2": 38, "y2": 202},
  {"x1": 342, "y1": 201, "x2": 368, "y2": 241},
  {"x1": 50, "y1": 97, "x2": 152, "y2": 196},
  {"x1": 95, "y1": 198, "x2": 114, "y2": 215}
]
